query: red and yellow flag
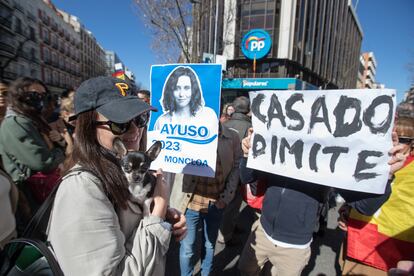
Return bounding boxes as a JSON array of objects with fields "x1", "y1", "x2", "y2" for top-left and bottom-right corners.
[
  {"x1": 347, "y1": 159, "x2": 414, "y2": 271},
  {"x1": 112, "y1": 70, "x2": 126, "y2": 80}
]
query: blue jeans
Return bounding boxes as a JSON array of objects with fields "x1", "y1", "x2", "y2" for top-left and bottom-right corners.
[{"x1": 179, "y1": 202, "x2": 224, "y2": 276}]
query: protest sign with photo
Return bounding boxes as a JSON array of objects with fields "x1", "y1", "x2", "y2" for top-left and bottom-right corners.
[
  {"x1": 247, "y1": 89, "x2": 396, "y2": 194},
  {"x1": 148, "y1": 64, "x2": 221, "y2": 177}
]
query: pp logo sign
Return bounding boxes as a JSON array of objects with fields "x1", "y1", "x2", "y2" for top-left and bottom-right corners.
[
  {"x1": 241, "y1": 29, "x2": 272, "y2": 60},
  {"x1": 249, "y1": 39, "x2": 265, "y2": 51}
]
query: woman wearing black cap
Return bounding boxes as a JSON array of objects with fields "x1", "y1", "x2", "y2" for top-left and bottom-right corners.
[{"x1": 47, "y1": 77, "x2": 186, "y2": 275}]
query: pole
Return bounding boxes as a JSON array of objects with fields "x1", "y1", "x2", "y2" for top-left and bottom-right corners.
[
  {"x1": 213, "y1": 0, "x2": 219, "y2": 63},
  {"x1": 253, "y1": 54, "x2": 256, "y2": 78}
]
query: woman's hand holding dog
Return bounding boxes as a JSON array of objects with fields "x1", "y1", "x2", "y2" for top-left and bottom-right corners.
[{"x1": 151, "y1": 169, "x2": 169, "y2": 220}]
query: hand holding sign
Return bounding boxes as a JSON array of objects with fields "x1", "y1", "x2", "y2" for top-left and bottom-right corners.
[
  {"x1": 242, "y1": 128, "x2": 254, "y2": 157},
  {"x1": 388, "y1": 131, "x2": 408, "y2": 178}
]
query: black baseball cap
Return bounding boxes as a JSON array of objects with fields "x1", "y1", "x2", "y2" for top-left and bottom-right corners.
[{"x1": 70, "y1": 76, "x2": 156, "y2": 123}]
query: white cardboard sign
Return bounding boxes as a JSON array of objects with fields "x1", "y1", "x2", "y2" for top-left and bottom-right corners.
[{"x1": 247, "y1": 89, "x2": 396, "y2": 194}]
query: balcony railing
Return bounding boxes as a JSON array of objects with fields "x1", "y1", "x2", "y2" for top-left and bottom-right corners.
[
  {"x1": 15, "y1": 26, "x2": 24, "y2": 35},
  {"x1": 1, "y1": 0, "x2": 13, "y2": 9},
  {"x1": 14, "y1": 2, "x2": 24, "y2": 13},
  {"x1": 27, "y1": 13, "x2": 36, "y2": 22},
  {"x1": 0, "y1": 41, "x2": 15, "y2": 54},
  {"x1": 0, "y1": 16, "x2": 13, "y2": 30},
  {"x1": 51, "y1": 22, "x2": 58, "y2": 31}
]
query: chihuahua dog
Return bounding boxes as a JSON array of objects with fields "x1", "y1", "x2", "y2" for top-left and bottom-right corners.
[{"x1": 113, "y1": 137, "x2": 162, "y2": 216}]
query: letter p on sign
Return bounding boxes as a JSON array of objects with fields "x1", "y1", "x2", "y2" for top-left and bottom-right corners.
[{"x1": 251, "y1": 41, "x2": 265, "y2": 51}]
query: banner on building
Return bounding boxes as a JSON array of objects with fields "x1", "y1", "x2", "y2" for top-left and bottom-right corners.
[
  {"x1": 247, "y1": 89, "x2": 396, "y2": 194},
  {"x1": 148, "y1": 64, "x2": 221, "y2": 177}
]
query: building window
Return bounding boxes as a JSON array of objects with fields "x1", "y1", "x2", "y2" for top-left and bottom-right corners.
[
  {"x1": 51, "y1": 51, "x2": 57, "y2": 65},
  {"x1": 43, "y1": 47, "x2": 50, "y2": 63},
  {"x1": 59, "y1": 55, "x2": 64, "y2": 69},
  {"x1": 29, "y1": 27, "x2": 36, "y2": 41},
  {"x1": 30, "y1": 48, "x2": 36, "y2": 61},
  {"x1": 249, "y1": 16, "x2": 265, "y2": 28},
  {"x1": 44, "y1": 68, "x2": 51, "y2": 83},
  {"x1": 15, "y1": 17, "x2": 23, "y2": 34},
  {"x1": 43, "y1": 28, "x2": 50, "y2": 44}
]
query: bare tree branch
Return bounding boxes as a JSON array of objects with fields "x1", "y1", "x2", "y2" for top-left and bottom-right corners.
[{"x1": 133, "y1": 0, "x2": 193, "y2": 63}]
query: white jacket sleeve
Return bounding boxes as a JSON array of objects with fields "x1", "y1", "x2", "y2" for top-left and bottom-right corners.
[{"x1": 47, "y1": 172, "x2": 171, "y2": 276}]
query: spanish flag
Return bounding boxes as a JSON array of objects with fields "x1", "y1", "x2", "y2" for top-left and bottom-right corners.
[
  {"x1": 112, "y1": 70, "x2": 126, "y2": 80},
  {"x1": 346, "y1": 158, "x2": 414, "y2": 271}
]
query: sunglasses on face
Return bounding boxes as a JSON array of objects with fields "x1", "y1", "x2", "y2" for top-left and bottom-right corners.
[
  {"x1": 0, "y1": 90, "x2": 7, "y2": 97},
  {"x1": 22, "y1": 91, "x2": 46, "y2": 101},
  {"x1": 398, "y1": 136, "x2": 413, "y2": 145},
  {"x1": 94, "y1": 112, "x2": 149, "y2": 135}
]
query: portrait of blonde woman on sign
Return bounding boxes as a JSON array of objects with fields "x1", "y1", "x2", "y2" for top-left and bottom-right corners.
[{"x1": 153, "y1": 66, "x2": 218, "y2": 131}]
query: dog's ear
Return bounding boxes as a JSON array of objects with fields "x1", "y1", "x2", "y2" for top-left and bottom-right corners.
[
  {"x1": 146, "y1": 141, "x2": 162, "y2": 161},
  {"x1": 113, "y1": 137, "x2": 128, "y2": 158}
]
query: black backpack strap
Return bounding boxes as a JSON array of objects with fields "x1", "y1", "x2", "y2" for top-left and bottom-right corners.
[
  {"x1": 21, "y1": 179, "x2": 61, "y2": 240},
  {"x1": 2, "y1": 238, "x2": 64, "y2": 276},
  {"x1": 1, "y1": 167, "x2": 97, "y2": 276}
]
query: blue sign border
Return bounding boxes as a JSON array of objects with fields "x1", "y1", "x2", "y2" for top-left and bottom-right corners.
[{"x1": 241, "y1": 29, "x2": 272, "y2": 60}]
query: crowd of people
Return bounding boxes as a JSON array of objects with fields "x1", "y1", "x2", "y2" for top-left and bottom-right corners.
[{"x1": 0, "y1": 74, "x2": 413, "y2": 276}]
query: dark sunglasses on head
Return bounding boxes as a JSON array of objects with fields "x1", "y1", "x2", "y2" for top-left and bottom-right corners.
[
  {"x1": 94, "y1": 112, "x2": 149, "y2": 135},
  {"x1": 398, "y1": 136, "x2": 413, "y2": 145}
]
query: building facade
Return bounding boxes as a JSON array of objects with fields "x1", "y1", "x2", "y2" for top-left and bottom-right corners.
[
  {"x1": 79, "y1": 28, "x2": 106, "y2": 80},
  {"x1": 0, "y1": 0, "x2": 82, "y2": 93},
  {"x1": 39, "y1": 0, "x2": 81, "y2": 93},
  {"x1": 193, "y1": 0, "x2": 363, "y2": 89},
  {"x1": 58, "y1": 10, "x2": 106, "y2": 82},
  {"x1": 105, "y1": 50, "x2": 122, "y2": 76},
  {"x1": 358, "y1": 51, "x2": 377, "y2": 89},
  {"x1": 1, "y1": 0, "x2": 131, "y2": 93},
  {"x1": 404, "y1": 85, "x2": 414, "y2": 104},
  {"x1": 0, "y1": 0, "x2": 41, "y2": 81}
]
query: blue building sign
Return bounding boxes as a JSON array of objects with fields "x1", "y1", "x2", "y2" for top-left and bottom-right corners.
[
  {"x1": 222, "y1": 78, "x2": 318, "y2": 90},
  {"x1": 241, "y1": 29, "x2": 272, "y2": 60}
]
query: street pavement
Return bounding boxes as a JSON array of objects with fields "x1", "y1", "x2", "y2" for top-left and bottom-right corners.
[{"x1": 166, "y1": 204, "x2": 345, "y2": 276}]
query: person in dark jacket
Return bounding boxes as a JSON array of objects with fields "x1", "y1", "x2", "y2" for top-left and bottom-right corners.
[
  {"x1": 238, "y1": 128, "x2": 407, "y2": 276},
  {"x1": 0, "y1": 78, "x2": 70, "y2": 234},
  {"x1": 224, "y1": 96, "x2": 252, "y2": 141},
  {"x1": 219, "y1": 96, "x2": 253, "y2": 244}
]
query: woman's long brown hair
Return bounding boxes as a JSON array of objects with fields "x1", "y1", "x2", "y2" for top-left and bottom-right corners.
[{"x1": 64, "y1": 111, "x2": 130, "y2": 209}]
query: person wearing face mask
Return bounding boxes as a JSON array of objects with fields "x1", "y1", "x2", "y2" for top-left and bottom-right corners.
[
  {"x1": 0, "y1": 77, "x2": 67, "y2": 219},
  {"x1": 47, "y1": 76, "x2": 186, "y2": 275},
  {"x1": 153, "y1": 66, "x2": 218, "y2": 131}
]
